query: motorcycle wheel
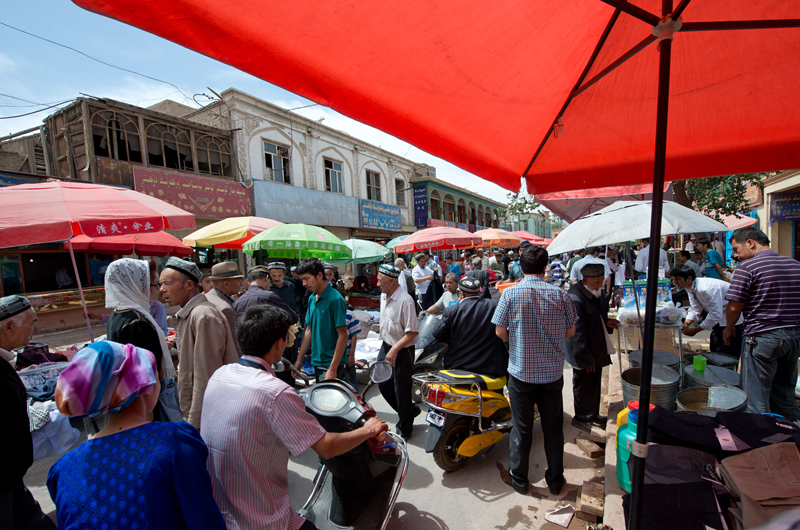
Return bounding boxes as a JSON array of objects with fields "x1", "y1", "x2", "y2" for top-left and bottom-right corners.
[{"x1": 432, "y1": 419, "x2": 471, "y2": 472}]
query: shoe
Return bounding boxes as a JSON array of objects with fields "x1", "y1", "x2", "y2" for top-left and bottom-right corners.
[
  {"x1": 571, "y1": 417, "x2": 592, "y2": 433},
  {"x1": 548, "y1": 480, "x2": 565, "y2": 495},
  {"x1": 592, "y1": 415, "x2": 607, "y2": 428},
  {"x1": 507, "y1": 469, "x2": 529, "y2": 495}
]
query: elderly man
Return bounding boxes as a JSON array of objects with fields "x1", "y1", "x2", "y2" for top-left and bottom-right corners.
[
  {"x1": 412, "y1": 253, "x2": 436, "y2": 309},
  {"x1": 0, "y1": 296, "x2": 55, "y2": 530},
  {"x1": 395, "y1": 257, "x2": 416, "y2": 297},
  {"x1": 294, "y1": 258, "x2": 348, "y2": 382},
  {"x1": 205, "y1": 261, "x2": 244, "y2": 338},
  {"x1": 425, "y1": 272, "x2": 460, "y2": 314},
  {"x1": 432, "y1": 277, "x2": 508, "y2": 377},
  {"x1": 201, "y1": 304, "x2": 386, "y2": 530},
  {"x1": 268, "y1": 262, "x2": 299, "y2": 315},
  {"x1": 493, "y1": 246, "x2": 577, "y2": 496},
  {"x1": 669, "y1": 265, "x2": 742, "y2": 358},
  {"x1": 160, "y1": 257, "x2": 238, "y2": 428},
  {"x1": 477, "y1": 248, "x2": 490, "y2": 272},
  {"x1": 724, "y1": 228, "x2": 800, "y2": 419},
  {"x1": 467, "y1": 257, "x2": 492, "y2": 299},
  {"x1": 564, "y1": 264, "x2": 618, "y2": 433},
  {"x1": 377, "y1": 264, "x2": 420, "y2": 439}
]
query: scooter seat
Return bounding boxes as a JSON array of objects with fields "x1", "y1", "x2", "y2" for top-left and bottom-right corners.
[{"x1": 437, "y1": 370, "x2": 507, "y2": 391}]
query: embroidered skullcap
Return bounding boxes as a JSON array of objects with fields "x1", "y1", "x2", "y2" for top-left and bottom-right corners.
[
  {"x1": 164, "y1": 257, "x2": 202, "y2": 284},
  {"x1": 581, "y1": 263, "x2": 605, "y2": 278},
  {"x1": 458, "y1": 277, "x2": 482, "y2": 294},
  {"x1": 55, "y1": 341, "x2": 157, "y2": 418},
  {"x1": 267, "y1": 261, "x2": 286, "y2": 271},
  {"x1": 472, "y1": 257, "x2": 482, "y2": 266},
  {"x1": 0, "y1": 295, "x2": 31, "y2": 321},
  {"x1": 378, "y1": 264, "x2": 400, "y2": 278}
]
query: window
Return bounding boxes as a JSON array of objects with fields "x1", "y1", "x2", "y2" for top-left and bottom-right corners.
[
  {"x1": 196, "y1": 135, "x2": 232, "y2": 177},
  {"x1": 395, "y1": 179, "x2": 406, "y2": 206},
  {"x1": 366, "y1": 170, "x2": 381, "y2": 201},
  {"x1": 145, "y1": 121, "x2": 193, "y2": 171},
  {"x1": 522, "y1": 220, "x2": 529, "y2": 231},
  {"x1": 90, "y1": 109, "x2": 142, "y2": 163},
  {"x1": 325, "y1": 159, "x2": 343, "y2": 193},
  {"x1": 264, "y1": 142, "x2": 291, "y2": 183}
]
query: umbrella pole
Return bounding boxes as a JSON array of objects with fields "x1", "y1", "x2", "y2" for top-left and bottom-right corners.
[
  {"x1": 67, "y1": 239, "x2": 95, "y2": 343},
  {"x1": 628, "y1": 4, "x2": 673, "y2": 530}
]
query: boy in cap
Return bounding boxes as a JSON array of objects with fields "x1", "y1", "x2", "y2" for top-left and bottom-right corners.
[{"x1": 160, "y1": 257, "x2": 239, "y2": 428}]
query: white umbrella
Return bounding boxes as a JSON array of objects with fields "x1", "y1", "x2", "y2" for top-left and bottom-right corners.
[{"x1": 547, "y1": 200, "x2": 729, "y2": 255}]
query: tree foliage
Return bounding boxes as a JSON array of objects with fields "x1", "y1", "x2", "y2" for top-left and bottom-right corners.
[
  {"x1": 672, "y1": 173, "x2": 773, "y2": 222},
  {"x1": 505, "y1": 191, "x2": 540, "y2": 216}
]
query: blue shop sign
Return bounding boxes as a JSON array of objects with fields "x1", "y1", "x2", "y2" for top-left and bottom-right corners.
[
  {"x1": 770, "y1": 192, "x2": 800, "y2": 222},
  {"x1": 361, "y1": 199, "x2": 402, "y2": 231},
  {"x1": 413, "y1": 186, "x2": 428, "y2": 227}
]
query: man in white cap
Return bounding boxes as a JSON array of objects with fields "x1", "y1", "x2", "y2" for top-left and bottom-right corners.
[
  {"x1": 205, "y1": 261, "x2": 245, "y2": 337},
  {"x1": 0, "y1": 295, "x2": 55, "y2": 530},
  {"x1": 160, "y1": 257, "x2": 239, "y2": 428}
]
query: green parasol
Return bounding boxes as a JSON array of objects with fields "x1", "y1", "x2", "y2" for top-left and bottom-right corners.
[
  {"x1": 326, "y1": 238, "x2": 386, "y2": 265},
  {"x1": 242, "y1": 223, "x2": 352, "y2": 259}
]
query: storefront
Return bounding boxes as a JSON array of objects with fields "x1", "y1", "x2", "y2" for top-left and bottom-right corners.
[
  {"x1": 757, "y1": 170, "x2": 800, "y2": 261},
  {"x1": 411, "y1": 176, "x2": 507, "y2": 230}
]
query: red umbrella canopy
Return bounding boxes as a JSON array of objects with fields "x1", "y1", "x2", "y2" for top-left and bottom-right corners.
[
  {"x1": 66, "y1": 232, "x2": 194, "y2": 256},
  {"x1": 72, "y1": 1, "x2": 800, "y2": 194},
  {"x1": 0, "y1": 181, "x2": 195, "y2": 248},
  {"x1": 537, "y1": 183, "x2": 671, "y2": 223},
  {"x1": 394, "y1": 227, "x2": 482, "y2": 254},
  {"x1": 511, "y1": 231, "x2": 550, "y2": 246}
]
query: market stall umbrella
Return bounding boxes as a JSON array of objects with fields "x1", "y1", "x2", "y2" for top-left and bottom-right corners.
[
  {"x1": 326, "y1": 238, "x2": 386, "y2": 265},
  {"x1": 394, "y1": 227, "x2": 481, "y2": 254},
  {"x1": 0, "y1": 181, "x2": 195, "y2": 341},
  {"x1": 511, "y1": 231, "x2": 549, "y2": 246},
  {"x1": 719, "y1": 213, "x2": 758, "y2": 231},
  {"x1": 474, "y1": 228, "x2": 522, "y2": 247},
  {"x1": 384, "y1": 234, "x2": 409, "y2": 250},
  {"x1": 66, "y1": 231, "x2": 194, "y2": 257},
  {"x1": 182, "y1": 216, "x2": 283, "y2": 249},
  {"x1": 242, "y1": 223, "x2": 352, "y2": 260},
  {"x1": 546, "y1": 200, "x2": 728, "y2": 255},
  {"x1": 537, "y1": 183, "x2": 672, "y2": 223}
]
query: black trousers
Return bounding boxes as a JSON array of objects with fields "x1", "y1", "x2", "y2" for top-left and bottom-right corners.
[
  {"x1": 710, "y1": 323, "x2": 743, "y2": 359},
  {"x1": 0, "y1": 481, "x2": 56, "y2": 530},
  {"x1": 572, "y1": 368, "x2": 602, "y2": 422},
  {"x1": 507, "y1": 375, "x2": 565, "y2": 490},
  {"x1": 377, "y1": 342, "x2": 415, "y2": 435}
]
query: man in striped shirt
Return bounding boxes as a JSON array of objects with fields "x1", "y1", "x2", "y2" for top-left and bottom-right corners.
[
  {"x1": 201, "y1": 305, "x2": 386, "y2": 530},
  {"x1": 724, "y1": 227, "x2": 800, "y2": 419},
  {"x1": 493, "y1": 246, "x2": 577, "y2": 496}
]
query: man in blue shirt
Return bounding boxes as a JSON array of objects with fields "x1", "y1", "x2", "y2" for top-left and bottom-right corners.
[
  {"x1": 446, "y1": 255, "x2": 461, "y2": 278},
  {"x1": 697, "y1": 238, "x2": 728, "y2": 281}
]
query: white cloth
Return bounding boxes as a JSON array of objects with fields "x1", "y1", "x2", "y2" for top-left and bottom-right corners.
[
  {"x1": 104, "y1": 259, "x2": 177, "y2": 381},
  {"x1": 569, "y1": 256, "x2": 610, "y2": 281},
  {"x1": 412, "y1": 264, "x2": 432, "y2": 294},
  {"x1": 379, "y1": 285, "x2": 419, "y2": 346},
  {"x1": 685, "y1": 277, "x2": 743, "y2": 330},
  {"x1": 634, "y1": 245, "x2": 669, "y2": 274}
]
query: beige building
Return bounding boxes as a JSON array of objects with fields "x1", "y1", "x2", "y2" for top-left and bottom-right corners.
[{"x1": 756, "y1": 170, "x2": 800, "y2": 261}]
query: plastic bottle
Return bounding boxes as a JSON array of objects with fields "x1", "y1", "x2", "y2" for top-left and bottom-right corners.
[
  {"x1": 615, "y1": 400, "x2": 655, "y2": 448},
  {"x1": 616, "y1": 408, "x2": 639, "y2": 493}
]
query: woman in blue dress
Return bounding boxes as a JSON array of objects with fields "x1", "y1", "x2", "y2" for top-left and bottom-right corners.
[{"x1": 47, "y1": 341, "x2": 225, "y2": 530}]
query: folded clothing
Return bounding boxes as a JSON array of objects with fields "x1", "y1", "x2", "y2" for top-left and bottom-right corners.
[{"x1": 622, "y1": 481, "x2": 733, "y2": 530}]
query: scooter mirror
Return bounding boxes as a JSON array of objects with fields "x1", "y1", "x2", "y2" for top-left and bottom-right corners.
[{"x1": 369, "y1": 361, "x2": 394, "y2": 384}]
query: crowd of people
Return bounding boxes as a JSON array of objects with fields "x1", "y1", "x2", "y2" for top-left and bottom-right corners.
[{"x1": 3, "y1": 227, "x2": 799, "y2": 529}]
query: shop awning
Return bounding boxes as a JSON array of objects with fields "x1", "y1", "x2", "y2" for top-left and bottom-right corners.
[{"x1": 66, "y1": 232, "x2": 194, "y2": 256}]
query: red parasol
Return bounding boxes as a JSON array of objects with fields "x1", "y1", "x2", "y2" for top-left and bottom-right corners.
[
  {"x1": 511, "y1": 231, "x2": 550, "y2": 246},
  {"x1": 394, "y1": 227, "x2": 482, "y2": 254},
  {"x1": 537, "y1": 183, "x2": 672, "y2": 223},
  {"x1": 66, "y1": 232, "x2": 194, "y2": 257}
]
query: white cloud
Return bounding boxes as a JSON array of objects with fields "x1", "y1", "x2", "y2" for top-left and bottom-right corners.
[{"x1": 0, "y1": 53, "x2": 17, "y2": 74}]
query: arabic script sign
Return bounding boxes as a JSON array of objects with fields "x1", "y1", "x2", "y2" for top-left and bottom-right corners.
[
  {"x1": 770, "y1": 192, "x2": 800, "y2": 222},
  {"x1": 133, "y1": 167, "x2": 251, "y2": 219},
  {"x1": 360, "y1": 199, "x2": 402, "y2": 231}
]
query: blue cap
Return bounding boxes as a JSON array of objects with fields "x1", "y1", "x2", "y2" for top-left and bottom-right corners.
[{"x1": 629, "y1": 408, "x2": 639, "y2": 424}]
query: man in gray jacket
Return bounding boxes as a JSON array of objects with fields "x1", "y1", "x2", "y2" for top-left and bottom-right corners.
[{"x1": 204, "y1": 261, "x2": 244, "y2": 337}]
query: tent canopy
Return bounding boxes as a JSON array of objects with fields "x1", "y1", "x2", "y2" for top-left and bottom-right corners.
[{"x1": 537, "y1": 183, "x2": 672, "y2": 223}]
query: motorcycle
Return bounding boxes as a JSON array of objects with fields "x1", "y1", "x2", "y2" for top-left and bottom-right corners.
[
  {"x1": 412, "y1": 312, "x2": 446, "y2": 401},
  {"x1": 413, "y1": 369, "x2": 538, "y2": 472},
  {"x1": 297, "y1": 361, "x2": 409, "y2": 530}
]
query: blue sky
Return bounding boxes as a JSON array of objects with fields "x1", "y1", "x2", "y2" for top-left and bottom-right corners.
[{"x1": 1, "y1": 0, "x2": 513, "y2": 203}]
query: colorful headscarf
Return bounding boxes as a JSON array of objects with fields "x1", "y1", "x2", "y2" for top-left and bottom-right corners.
[{"x1": 55, "y1": 341, "x2": 157, "y2": 418}]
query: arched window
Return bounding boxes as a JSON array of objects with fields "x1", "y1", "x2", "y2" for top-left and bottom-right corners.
[
  {"x1": 90, "y1": 109, "x2": 142, "y2": 163},
  {"x1": 145, "y1": 121, "x2": 193, "y2": 171},
  {"x1": 196, "y1": 135, "x2": 232, "y2": 177}
]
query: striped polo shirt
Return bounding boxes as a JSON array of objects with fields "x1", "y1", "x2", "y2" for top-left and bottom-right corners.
[
  {"x1": 200, "y1": 356, "x2": 326, "y2": 530},
  {"x1": 726, "y1": 249, "x2": 800, "y2": 336}
]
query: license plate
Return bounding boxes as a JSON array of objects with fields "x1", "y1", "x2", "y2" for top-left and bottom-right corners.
[{"x1": 426, "y1": 410, "x2": 445, "y2": 428}]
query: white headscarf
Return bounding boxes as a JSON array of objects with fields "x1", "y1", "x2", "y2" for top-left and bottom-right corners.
[{"x1": 104, "y1": 259, "x2": 177, "y2": 381}]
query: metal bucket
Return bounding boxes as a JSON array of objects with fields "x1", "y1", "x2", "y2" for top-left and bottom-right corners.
[
  {"x1": 629, "y1": 349, "x2": 680, "y2": 372},
  {"x1": 676, "y1": 386, "x2": 748, "y2": 416},
  {"x1": 621, "y1": 365, "x2": 680, "y2": 412},
  {"x1": 684, "y1": 365, "x2": 740, "y2": 388}
]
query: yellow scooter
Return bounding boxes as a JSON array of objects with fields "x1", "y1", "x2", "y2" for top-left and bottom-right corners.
[{"x1": 413, "y1": 369, "x2": 537, "y2": 471}]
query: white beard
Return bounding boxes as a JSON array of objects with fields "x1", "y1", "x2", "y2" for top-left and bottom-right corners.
[{"x1": 587, "y1": 287, "x2": 603, "y2": 298}]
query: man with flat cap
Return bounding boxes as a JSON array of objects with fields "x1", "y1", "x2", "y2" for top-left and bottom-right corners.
[
  {"x1": 432, "y1": 277, "x2": 508, "y2": 378},
  {"x1": 564, "y1": 263, "x2": 619, "y2": 433},
  {"x1": 377, "y1": 264, "x2": 420, "y2": 439},
  {"x1": 205, "y1": 261, "x2": 244, "y2": 339},
  {"x1": 0, "y1": 295, "x2": 55, "y2": 529},
  {"x1": 160, "y1": 257, "x2": 239, "y2": 428}
]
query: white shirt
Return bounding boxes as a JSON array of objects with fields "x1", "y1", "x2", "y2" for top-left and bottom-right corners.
[
  {"x1": 480, "y1": 255, "x2": 490, "y2": 271},
  {"x1": 685, "y1": 277, "x2": 743, "y2": 330},
  {"x1": 634, "y1": 245, "x2": 669, "y2": 274},
  {"x1": 569, "y1": 256, "x2": 610, "y2": 281},
  {"x1": 379, "y1": 285, "x2": 419, "y2": 346},
  {"x1": 434, "y1": 290, "x2": 459, "y2": 310},
  {"x1": 412, "y1": 264, "x2": 432, "y2": 294}
]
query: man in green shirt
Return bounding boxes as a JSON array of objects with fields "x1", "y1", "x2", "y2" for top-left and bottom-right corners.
[
  {"x1": 566, "y1": 249, "x2": 586, "y2": 276},
  {"x1": 294, "y1": 257, "x2": 348, "y2": 382}
]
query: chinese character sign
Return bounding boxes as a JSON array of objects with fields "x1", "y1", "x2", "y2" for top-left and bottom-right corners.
[{"x1": 413, "y1": 186, "x2": 428, "y2": 227}]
